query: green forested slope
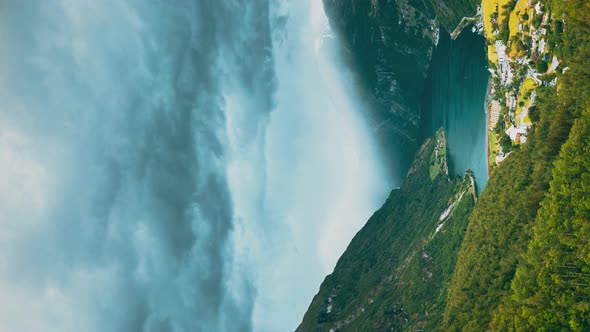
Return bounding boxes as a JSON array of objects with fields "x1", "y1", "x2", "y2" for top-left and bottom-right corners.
[
  {"x1": 297, "y1": 131, "x2": 476, "y2": 332},
  {"x1": 442, "y1": 0, "x2": 590, "y2": 330},
  {"x1": 491, "y1": 1, "x2": 590, "y2": 330},
  {"x1": 441, "y1": 84, "x2": 571, "y2": 330},
  {"x1": 492, "y1": 107, "x2": 590, "y2": 331}
]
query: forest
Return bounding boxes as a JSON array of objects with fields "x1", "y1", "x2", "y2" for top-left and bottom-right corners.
[{"x1": 442, "y1": 0, "x2": 590, "y2": 330}]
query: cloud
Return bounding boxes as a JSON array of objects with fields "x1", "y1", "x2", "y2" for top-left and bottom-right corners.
[
  {"x1": 0, "y1": 1, "x2": 275, "y2": 331},
  {"x1": 0, "y1": 1, "x2": 393, "y2": 331},
  {"x1": 223, "y1": 1, "x2": 391, "y2": 331}
]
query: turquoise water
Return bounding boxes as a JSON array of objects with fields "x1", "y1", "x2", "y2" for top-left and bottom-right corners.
[{"x1": 422, "y1": 30, "x2": 490, "y2": 194}]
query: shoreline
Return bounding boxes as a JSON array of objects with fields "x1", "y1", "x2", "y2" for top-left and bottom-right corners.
[
  {"x1": 484, "y1": 76, "x2": 493, "y2": 177},
  {"x1": 450, "y1": 16, "x2": 480, "y2": 40}
]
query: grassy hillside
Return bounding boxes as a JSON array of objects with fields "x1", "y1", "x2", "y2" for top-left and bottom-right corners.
[{"x1": 297, "y1": 130, "x2": 476, "y2": 331}]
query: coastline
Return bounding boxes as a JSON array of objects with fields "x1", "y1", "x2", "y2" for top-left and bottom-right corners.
[
  {"x1": 449, "y1": 8, "x2": 490, "y2": 177},
  {"x1": 484, "y1": 77, "x2": 493, "y2": 176},
  {"x1": 450, "y1": 16, "x2": 480, "y2": 40}
]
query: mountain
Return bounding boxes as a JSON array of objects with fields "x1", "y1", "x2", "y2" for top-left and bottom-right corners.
[
  {"x1": 322, "y1": 0, "x2": 479, "y2": 174},
  {"x1": 297, "y1": 129, "x2": 476, "y2": 331},
  {"x1": 300, "y1": 0, "x2": 590, "y2": 331}
]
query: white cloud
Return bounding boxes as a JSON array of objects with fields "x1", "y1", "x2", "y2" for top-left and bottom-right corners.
[
  {"x1": 224, "y1": 1, "x2": 391, "y2": 331},
  {"x1": 0, "y1": 1, "x2": 394, "y2": 331},
  {"x1": 0, "y1": 127, "x2": 50, "y2": 220}
]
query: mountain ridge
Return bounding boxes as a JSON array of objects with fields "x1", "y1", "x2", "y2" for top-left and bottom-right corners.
[{"x1": 297, "y1": 129, "x2": 476, "y2": 331}]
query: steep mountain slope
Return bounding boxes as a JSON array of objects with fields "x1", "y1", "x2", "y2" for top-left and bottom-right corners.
[
  {"x1": 298, "y1": 130, "x2": 476, "y2": 331},
  {"x1": 441, "y1": 84, "x2": 570, "y2": 331},
  {"x1": 442, "y1": 1, "x2": 590, "y2": 330},
  {"x1": 322, "y1": 0, "x2": 439, "y2": 174},
  {"x1": 322, "y1": 0, "x2": 479, "y2": 175},
  {"x1": 492, "y1": 107, "x2": 590, "y2": 331}
]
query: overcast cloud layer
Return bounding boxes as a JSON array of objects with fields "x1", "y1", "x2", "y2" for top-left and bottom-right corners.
[{"x1": 0, "y1": 1, "x2": 391, "y2": 331}]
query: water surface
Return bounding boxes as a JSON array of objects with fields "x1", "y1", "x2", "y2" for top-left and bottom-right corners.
[{"x1": 422, "y1": 30, "x2": 489, "y2": 193}]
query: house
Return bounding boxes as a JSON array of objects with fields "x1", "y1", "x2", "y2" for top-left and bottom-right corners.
[
  {"x1": 538, "y1": 38, "x2": 546, "y2": 54},
  {"x1": 506, "y1": 124, "x2": 528, "y2": 142},
  {"x1": 495, "y1": 40, "x2": 513, "y2": 85}
]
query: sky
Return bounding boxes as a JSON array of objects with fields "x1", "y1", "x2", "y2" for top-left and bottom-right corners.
[{"x1": 0, "y1": 1, "x2": 392, "y2": 331}]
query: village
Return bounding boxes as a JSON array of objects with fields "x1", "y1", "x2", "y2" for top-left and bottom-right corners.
[{"x1": 479, "y1": 0, "x2": 566, "y2": 171}]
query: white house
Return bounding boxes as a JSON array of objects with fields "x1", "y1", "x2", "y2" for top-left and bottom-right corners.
[{"x1": 506, "y1": 124, "x2": 528, "y2": 142}]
